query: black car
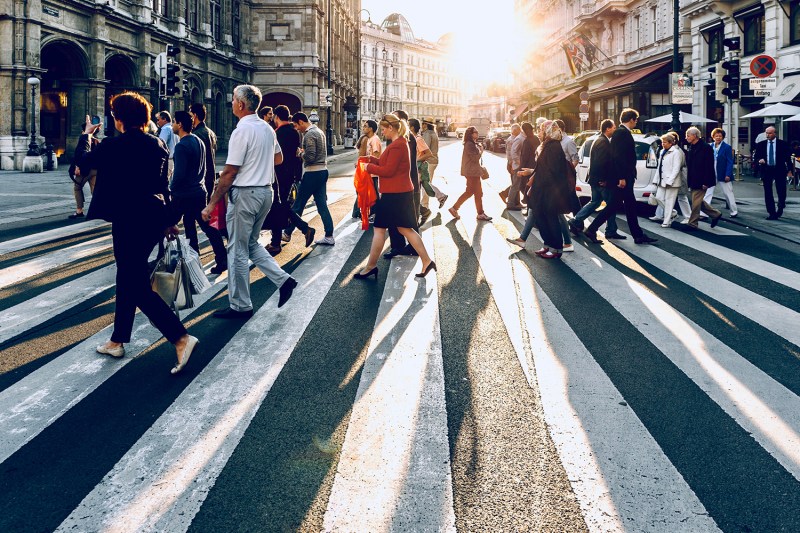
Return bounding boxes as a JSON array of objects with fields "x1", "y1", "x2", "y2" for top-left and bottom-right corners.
[{"x1": 485, "y1": 129, "x2": 511, "y2": 152}]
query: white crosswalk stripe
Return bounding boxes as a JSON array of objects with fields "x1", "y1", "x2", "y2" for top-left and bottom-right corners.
[{"x1": 0, "y1": 196, "x2": 798, "y2": 532}]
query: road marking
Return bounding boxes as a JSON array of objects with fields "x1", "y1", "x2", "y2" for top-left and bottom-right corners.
[
  {"x1": 509, "y1": 211, "x2": 800, "y2": 483},
  {"x1": 323, "y1": 231, "x2": 456, "y2": 532},
  {"x1": 2, "y1": 199, "x2": 77, "y2": 215},
  {"x1": 0, "y1": 221, "x2": 108, "y2": 256},
  {"x1": 57, "y1": 219, "x2": 363, "y2": 533},
  {"x1": 0, "y1": 235, "x2": 113, "y2": 289},
  {"x1": 461, "y1": 211, "x2": 718, "y2": 532}
]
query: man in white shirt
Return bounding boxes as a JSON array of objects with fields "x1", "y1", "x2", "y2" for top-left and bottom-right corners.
[
  {"x1": 156, "y1": 111, "x2": 178, "y2": 177},
  {"x1": 202, "y1": 85, "x2": 297, "y2": 318}
]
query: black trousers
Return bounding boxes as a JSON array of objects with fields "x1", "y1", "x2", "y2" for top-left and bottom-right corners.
[
  {"x1": 269, "y1": 175, "x2": 307, "y2": 246},
  {"x1": 586, "y1": 184, "x2": 644, "y2": 238},
  {"x1": 762, "y1": 167, "x2": 788, "y2": 215},
  {"x1": 172, "y1": 195, "x2": 227, "y2": 265},
  {"x1": 110, "y1": 221, "x2": 187, "y2": 344},
  {"x1": 388, "y1": 178, "x2": 420, "y2": 251}
]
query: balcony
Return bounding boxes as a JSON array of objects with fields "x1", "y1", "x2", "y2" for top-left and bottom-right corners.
[{"x1": 580, "y1": 0, "x2": 630, "y2": 19}]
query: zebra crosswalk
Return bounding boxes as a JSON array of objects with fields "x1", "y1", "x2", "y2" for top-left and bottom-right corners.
[{"x1": 0, "y1": 180, "x2": 799, "y2": 532}]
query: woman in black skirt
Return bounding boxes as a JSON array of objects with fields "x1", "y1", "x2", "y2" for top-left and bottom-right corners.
[{"x1": 355, "y1": 114, "x2": 435, "y2": 280}]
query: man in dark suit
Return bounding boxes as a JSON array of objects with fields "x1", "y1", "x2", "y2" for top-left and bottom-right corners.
[
  {"x1": 685, "y1": 126, "x2": 722, "y2": 229},
  {"x1": 584, "y1": 108, "x2": 657, "y2": 244},
  {"x1": 754, "y1": 126, "x2": 793, "y2": 219},
  {"x1": 569, "y1": 119, "x2": 619, "y2": 236}
]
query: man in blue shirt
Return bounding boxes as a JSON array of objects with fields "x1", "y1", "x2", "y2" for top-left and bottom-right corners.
[{"x1": 157, "y1": 110, "x2": 178, "y2": 177}]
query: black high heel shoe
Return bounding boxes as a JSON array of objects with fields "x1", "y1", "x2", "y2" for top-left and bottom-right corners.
[
  {"x1": 354, "y1": 266, "x2": 378, "y2": 280},
  {"x1": 415, "y1": 261, "x2": 437, "y2": 278}
]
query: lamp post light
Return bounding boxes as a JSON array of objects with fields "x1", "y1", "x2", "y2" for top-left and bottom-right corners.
[{"x1": 27, "y1": 77, "x2": 41, "y2": 156}]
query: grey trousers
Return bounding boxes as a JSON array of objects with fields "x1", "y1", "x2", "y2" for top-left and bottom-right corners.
[
  {"x1": 226, "y1": 186, "x2": 291, "y2": 312},
  {"x1": 507, "y1": 168, "x2": 525, "y2": 208}
]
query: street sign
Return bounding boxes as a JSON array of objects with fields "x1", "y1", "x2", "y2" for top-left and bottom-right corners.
[
  {"x1": 579, "y1": 103, "x2": 589, "y2": 113},
  {"x1": 750, "y1": 55, "x2": 776, "y2": 78},
  {"x1": 579, "y1": 112, "x2": 589, "y2": 121},
  {"x1": 749, "y1": 77, "x2": 777, "y2": 90},
  {"x1": 319, "y1": 88, "x2": 332, "y2": 107},
  {"x1": 670, "y1": 73, "x2": 693, "y2": 104},
  {"x1": 153, "y1": 52, "x2": 167, "y2": 78},
  {"x1": 754, "y1": 90, "x2": 772, "y2": 96},
  {"x1": 579, "y1": 91, "x2": 589, "y2": 101}
]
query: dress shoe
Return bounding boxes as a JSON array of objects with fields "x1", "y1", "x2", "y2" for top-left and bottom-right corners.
[
  {"x1": 605, "y1": 232, "x2": 627, "y2": 240},
  {"x1": 538, "y1": 250, "x2": 562, "y2": 259},
  {"x1": 766, "y1": 214, "x2": 780, "y2": 220},
  {"x1": 68, "y1": 212, "x2": 85, "y2": 219},
  {"x1": 304, "y1": 227, "x2": 316, "y2": 247},
  {"x1": 584, "y1": 231, "x2": 603, "y2": 244},
  {"x1": 415, "y1": 261, "x2": 437, "y2": 278},
  {"x1": 438, "y1": 194, "x2": 448, "y2": 209},
  {"x1": 634, "y1": 235, "x2": 658, "y2": 244},
  {"x1": 710, "y1": 215, "x2": 721, "y2": 228},
  {"x1": 213, "y1": 307, "x2": 254, "y2": 319},
  {"x1": 777, "y1": 209, "x2": 784, "y2": 218},
  {"x1": 354, "y1": 266, "x2": 378, "y2": 280},
  {"x1": 278, "y1": 277, "x2": 298, "y2": 308},
  {"x1": 96, "y1": 342, "x2": 125, "y2": 358},
  {"x1": 171, "y1": 335, "x2": 199, "y2": 375},
  {"x1": 210, "y1": 263, "x2": 228, "y2": 275},
  {"x1": 266, "y1": 244, "x2": 281, "y2": 256}
]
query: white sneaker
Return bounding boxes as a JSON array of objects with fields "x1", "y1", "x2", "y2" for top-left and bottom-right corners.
[
  {"x1": 281, "y1": 231, "x2": 291, "y2": 243},
  {"x1": 648, "y1": 216, "x2": 663, "y2": 222},
  {"x1": 315, "y1": 236, "x2": 335, "y2": 245},
  {"x1": 562, "y1": 244, "x2": 575, "y2": 252}
]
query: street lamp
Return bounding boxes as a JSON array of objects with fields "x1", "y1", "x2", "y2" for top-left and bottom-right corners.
[
  {"x1": 27, "y1": 77, "x2": 41, "y2": 156},
  {"x1": 373, "y1": 41, "x2": 386, "y2": 119},
  {"x1": 670, "y1": 0, "x2": 681, "y2": 135},
  {"x1": 325, "y1": 0, "x2": 333, "y2": 155}
]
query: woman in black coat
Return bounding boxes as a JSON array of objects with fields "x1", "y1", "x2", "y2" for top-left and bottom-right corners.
[
  {"x1": 528, "y1": 120, "x2": 570, "y2": 258},
  {"x1": 447, "y1": 126, "x2": 492, "y2": 221},
  {"x1": 84, "y1": 92, "x2": 198, "y2": 374}
]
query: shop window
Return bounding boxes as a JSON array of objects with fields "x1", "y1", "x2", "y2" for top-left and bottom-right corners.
[
  {"x1": 706, "y1": 26, "x2": 723, "y2": 64},
  {"x1": 743, "y1": 13, "x2": 765, "y2": 55},
  {"x1": 792, "y1": 1, "x2": 800, "y2": 45}
]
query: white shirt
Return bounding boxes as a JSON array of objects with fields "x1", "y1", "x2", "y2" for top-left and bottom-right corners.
[
  {"x1": 225, "y1": 114, "x2": 282, "y2": 187},
  {"x1": 158, "y1": 125, "x2": 177, "y2": 157}
]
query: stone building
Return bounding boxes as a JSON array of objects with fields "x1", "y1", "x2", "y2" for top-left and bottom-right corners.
[
  {"x1": 360, "y1": 13, "x2": 466, "y2": 129},
  {"x1": 0, "y1": 0, "x2": 361, "y2": 170}
]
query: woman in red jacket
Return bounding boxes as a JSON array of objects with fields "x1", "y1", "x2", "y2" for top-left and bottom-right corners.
[{"x1": 355, "y1": 114, "x2": 435, "y2": 280}]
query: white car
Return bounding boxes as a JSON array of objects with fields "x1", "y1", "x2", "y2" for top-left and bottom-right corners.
[{"x1": 575, "y1": 132, "x2": 661, "y2": 204}]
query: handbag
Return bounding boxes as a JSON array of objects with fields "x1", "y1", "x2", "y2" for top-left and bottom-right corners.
[
  {"x1": 209, "y1": 197, "x2": 227, "y2": 232},
  {"x1": 479, "y1": 157, "x2": 490, "y2": 180},
  {"x1": 150, "y1": 239, "x2": 194, "y2": 315}
]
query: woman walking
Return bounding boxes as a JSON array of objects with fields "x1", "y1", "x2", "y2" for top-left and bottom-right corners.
[
  {"x1": 448, "y1": 126, "x2": 492, "y2": 221},
  {"x1": 710, "y1": 128, "x2": 738, "y2": 217},
  {"x1": 84, "y1": 92, "x2": 198, "y2": 374},
  {"x1": 527, "y1": 120, "x2": 570, "y2": 259},
  {"x1": 355, "y1": 114, "x2": 436, "y2": 280},
  {"x1": 654, "y1": 133, "x2": 686, "y2": 228}
]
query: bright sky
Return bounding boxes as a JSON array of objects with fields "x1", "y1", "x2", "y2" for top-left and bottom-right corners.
[{"x1": 361, "y1": 0, "x2": 521, "y2": 87}]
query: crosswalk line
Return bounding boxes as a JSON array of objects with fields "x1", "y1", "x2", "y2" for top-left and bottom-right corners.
[
  {"x1": 507, "y1": 211, "x2": 800, "y2": 482},
  {"x1": 0, "y1": 220, "x2": 107, "y2": 256},
  {"x1": 642, "y1": 223, "x2": 800, "y2": 291},
  {"x1": 461, "y1": 211, "x2": 719, "y2": 531},
  {"x1": 323, "y1": 230, "x2": 456, "y2": 532},
  {"x1": 3, "y1": 199, "x2": 77, "y2": 216},
  {"x1": 57, "y1": 218, "x2": 363, "y2": 533},
  {"x1": 0, "y1": 234, "x2": 113, "y2": 289}
]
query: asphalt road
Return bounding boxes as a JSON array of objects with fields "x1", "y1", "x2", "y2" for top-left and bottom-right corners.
[{"x1": 0, "y1": 138, "x2": 798, "y2": 532}]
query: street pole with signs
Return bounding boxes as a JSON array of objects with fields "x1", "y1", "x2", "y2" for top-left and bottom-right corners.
[
  {"x1": 326, "y1": 0, "x2": 333, "y2": 155},
  {"x1": 579, "y1": 91, "x2": 589, "y2": 131},
  {"x1": 670, "y1": 0, "x2": 681, "y2": 135}
]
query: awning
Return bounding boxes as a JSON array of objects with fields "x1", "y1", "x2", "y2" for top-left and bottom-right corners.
[
  {"x1": 592, "y1": 60, "x2": 671, "y2": 94},
  {"x1": 762, "y1": 75, "x2": 800, "y2": 104},
  {"x1": 539, "y1": 87, "x2": 583, "y2": 108},
  {"x1": 512, "y1": 103, "x2": 529, "y2": 120}
]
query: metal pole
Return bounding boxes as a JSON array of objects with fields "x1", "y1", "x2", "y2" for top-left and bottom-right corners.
[
  {"x1": 670, "y1": 0, "x2": 681, "y2": 135},
  {"x1": 325, "y1": 0, "x2": 333, "y2": 155},
  {"x1": 28, "y1": 82, "x2": 40, "y2": 156}
]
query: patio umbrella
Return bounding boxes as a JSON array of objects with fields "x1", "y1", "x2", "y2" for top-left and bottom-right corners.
[
  {"x1": 740, "y1": 102, "x2": 800, "y2": 118},
  {"x1": 645, "y1": 111, "x2": 716, "y2": 123},
  {"x1": 784, "y1": 112, "x2": 800, "y2": 122}
]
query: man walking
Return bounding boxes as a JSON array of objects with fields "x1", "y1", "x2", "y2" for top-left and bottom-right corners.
[
  {"x1": 570, "y1": 119, "x2": 620, "y2": 237},
  {"x1": 685, "y1": 127, "x2": 722, "y2": 229},
  {"x1": 506, "y1": 123, "x2": 526, "y2": 211},
  {"x1": 284, "y1": 112, "x2": 335, "y2": 245},
  {"x1": 170, "y1": 110, "x2": 227, "y2": 273},
  {"x1": 499, "y1": 123, "x2": 520, "y2": 205},
  {"x1": 189, "y1": 103, "x2": 218, "y2": 203},
  {"x1": 201, "y1": 85, "x2": 297, "y2": 317},
  {"x1": 754, "y1": 126, "x2": 793, "y2": 219},
  {"x1": 584, "y1": 108, "x2": 657, "y2": 244},
  {"x1": 267, "y1": 105, "x2": 316, "y2": 255},
  {"x1": 156, "y1": 111, "x2": 178, "y2": 177},
  {"x1": 67, "y1": 117, "x2": 101, "y2": 219},
  {"x1": 419, "y1": 118, "x2": 447, "y2": 216}
]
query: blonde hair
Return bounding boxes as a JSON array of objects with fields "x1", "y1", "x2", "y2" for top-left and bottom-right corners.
[
  {"x1": 660, "y1": 134, "x2": 674, "y2": 145},
  {"x1": 380, "y1": 113, "x2": 408, "y2": 138}
]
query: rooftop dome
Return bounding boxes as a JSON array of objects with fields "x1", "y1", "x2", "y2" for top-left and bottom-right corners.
[{"x1": 381, "y1": 13, "x2": 416, "y2": 43}]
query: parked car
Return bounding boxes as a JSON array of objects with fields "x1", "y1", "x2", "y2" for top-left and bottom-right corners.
[
  {"x1": 572, "y1": 130, "x2": 599, "y2": 148},
  {"x1": 455, "y1": 126, "x2": 468, "y2": 139},
  {"x1": 574, "y1": 132, "x2": 661, "y2": 204},
  {"x1": 484, "y1": 128, "x2": 511, "y2": 152}
]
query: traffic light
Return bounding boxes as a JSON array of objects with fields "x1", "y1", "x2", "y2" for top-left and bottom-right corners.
[
  {"x1": 714, "y1": 62, "x2": 727, "y2": 103},
  {"x1": 721, "y1": 59, "x2": 740, "y2": 100},
  {"x1": 165, "y1": 44, "x2": 181, "y2": 96},
  {"x1": 723, "y1": 37, "x2": 741, "y2": 52}
]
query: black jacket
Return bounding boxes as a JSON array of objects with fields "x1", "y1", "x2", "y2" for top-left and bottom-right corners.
[
  {"x1": 588, "y1": 134, "x2": 612, "y2": 187},
  {"x1": 85, "y1": 129, "x2": 174, "y2": 226},
  {"x1": 170, "y1": 134, "x2": 206, "y2": 200},
  {"x1": 519, "y1": 135, "x2": 540, "y2": 170},
  {"x1": 69, "y1": 133, "x2": 97, "y2": 179},
  {"x1": 610, "y1": 125, "x2": 636, "y2": 185},
  {"x1": 192, "y1": 122, "x2": 217, "y2": 198},
  {"x1": 685, "y1": 138, "x2": 716, "y2": 190},
  {"x1": 754, "y1": 138, "x2": 793, "y2": 174},
  {"x1": 530, "y1": 139, "x2": 571, "y2": 214},
  {"x1": 275, "y1": 123, "x2": 303, "y2": 183}
]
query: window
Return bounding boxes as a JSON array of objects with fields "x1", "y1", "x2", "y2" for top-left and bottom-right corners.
[
  {"x1": 210, "y1": 0, "x2": 221, "y2": 41},
  {"x1": 743, "y1": 13, "x2": 765, "y2": 54},
  {"x1": 185, "y1": 0, "x2": 197, "y2": 29},
  {"x1": 634, "y1": 16, "x2": 640, "y2": 48},
  {"x1": 791, "y1": 1, "x2": 800, "y2": 45},
  {"x1": 153, "y1": 0, "x2": 168, "y2": 16},
  {"x1": 707, "y1": 26, "x2": 723, "y2": 64},
  {"x1": 232, "y1": 0, "x2": 241, "y2": 48},
  {"x1": 651, "y1": 7, "x2": 657, "y2": 42}
]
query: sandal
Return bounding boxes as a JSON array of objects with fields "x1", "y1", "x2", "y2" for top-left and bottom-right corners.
[{"x1": 476, "y1": 213, "x2": 492, "y2": 221}]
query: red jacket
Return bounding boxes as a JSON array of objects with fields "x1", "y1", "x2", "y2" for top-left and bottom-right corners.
[{"x1": 366, "y1": 136, "x2": 413, "y2": 194}]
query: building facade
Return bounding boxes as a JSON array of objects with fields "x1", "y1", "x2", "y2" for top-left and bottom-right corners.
[
  {"x1": 0, "y1": 0, "x2": 361, "y2": 170},
  {"x1": 360, "y1": 13, "x2": 466, "y2": 129}
]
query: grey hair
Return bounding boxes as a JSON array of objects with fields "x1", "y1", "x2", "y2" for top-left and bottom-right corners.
[
  {"x1": 686, "y1": 126, "x2": 701, "y2": 138},
  {"x1": 660, "y1": 134, "x2": 674, "y2": 145},
  {"x1": 535, "y1": 117, "x2": 547, "y2": 126},
  {"x1": 233, "y1": 85, "x2": 262, "y2": 112},
  {"x1": 510, "y1": 122, "x2": 521, "y2": 131}
]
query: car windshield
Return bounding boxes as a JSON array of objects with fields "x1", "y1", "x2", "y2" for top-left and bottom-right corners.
[{"x1": 581, "y1": 138, "x2": 658, "y2": 162}]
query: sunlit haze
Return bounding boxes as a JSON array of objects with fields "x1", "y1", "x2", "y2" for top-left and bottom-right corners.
[{"x1": 362, "y1": 0, "x2": 528, "y2": 94}]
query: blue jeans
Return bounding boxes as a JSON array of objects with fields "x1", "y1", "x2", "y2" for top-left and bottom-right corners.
[
  {"x1": 572, "y1": 186, "x2": 617, "y2": 233},
  {"x1": 286, "y1": 169, "x2": 334, "y2": 237},
  {"x1": 520, "y1": 208, "x2": 572, "y2": 246}
]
